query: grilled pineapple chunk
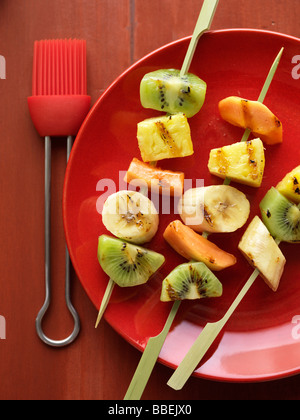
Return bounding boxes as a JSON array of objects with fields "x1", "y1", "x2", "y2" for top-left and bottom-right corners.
[
  {"x1": 208, "y1": 138, "x2": 265, "y2": 187},
  {"x1": 238, "y1": 216, "x2": 286, "y2": 292},
  {"x1": 137, "y1": 113, "x2": 194, "y2": 162},
  {"x1": 276, "y1": 165, "x2": 300, "y2": 204}
]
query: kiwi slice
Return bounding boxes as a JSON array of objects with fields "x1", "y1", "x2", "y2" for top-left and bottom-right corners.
[
  {"x1": 140, "y1": 69, "x2": 207, "y2": 118},
  {"x1": 97, "y1": 235, "x2": 165, "y2": 287},
  {"x1": 160, "y1": 262, "x2": 223, "y2": 302},
  {"x1": 259, "y1": 187, "x2": 300, "y2": 243}
]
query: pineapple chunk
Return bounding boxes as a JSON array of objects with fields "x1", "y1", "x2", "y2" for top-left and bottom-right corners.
[
  {"x1": 137, "y1": 113, "x2": 194, "y2": 162},
  {"x1": 208, "y1": 138, "x2": 265, "y2": 187},
  {"x1": 238, "y1": 216, "x2": 286, "y2": 292},
  {"x1": 276, "y1": 165, "x2": 300, "y2": 204}
]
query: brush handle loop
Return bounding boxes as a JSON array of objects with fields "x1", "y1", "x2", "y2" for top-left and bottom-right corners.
[
  {"x1": 28, "y1": 95, "x2": 91, "y2": 137},
  {"x1": 35, "y1": 136, "x2": 80, "y2": 347}
]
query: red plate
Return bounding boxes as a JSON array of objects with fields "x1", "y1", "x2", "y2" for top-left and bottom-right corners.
[{"x1": 63, "y1": 29, "x2": 300, "y2": 382}]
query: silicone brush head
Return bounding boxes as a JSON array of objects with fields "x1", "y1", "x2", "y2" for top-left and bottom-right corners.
[{"x1": 28, "y1": 39, "x2": 91, "y2": 137}]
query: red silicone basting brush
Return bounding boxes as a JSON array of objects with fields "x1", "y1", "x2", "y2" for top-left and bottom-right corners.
[{"x1": 28, "y1": 39, "x2": 91, "y2": 347}]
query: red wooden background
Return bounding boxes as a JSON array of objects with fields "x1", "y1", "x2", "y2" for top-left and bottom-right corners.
[{"x1": 0, "y1": 0, "x2": 300, "y2": 400}]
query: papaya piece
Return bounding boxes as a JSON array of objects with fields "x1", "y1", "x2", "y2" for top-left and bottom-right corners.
[
  {"x1": 163, "y1": 220, "x2": 237, "y2": 271},
  {"x1": 124, "y1": 157, "x2": 184, "y2": 196},
  {"x1": 218, "y1": 96, "x2": 282, "y2": 145}
]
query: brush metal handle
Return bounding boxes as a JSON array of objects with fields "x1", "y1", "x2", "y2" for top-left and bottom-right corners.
[{"x1": 36, "y1": 135, "x2": 80, "y2": 347}]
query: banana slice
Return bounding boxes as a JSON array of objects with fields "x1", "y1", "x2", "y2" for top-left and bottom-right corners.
[
  {"x1": 101, "y1": 190, "x2": 159, "y2": 244},
  {"x1": 178, "y1": 185, "x2": 250, "y2": 233}
]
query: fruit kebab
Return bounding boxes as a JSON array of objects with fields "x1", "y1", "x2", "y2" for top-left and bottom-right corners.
[
  {"x1": 167, "y1": 165, "x2": 299, "y2": 390},
  {"x1": 96, "y1": 0, "x2": 219, "y2": 325},
  {"x1": 166, "y1": 48, "x2": 287, "y2": 389},
  {"x1": 122, "y1": 0, "x2": 222, "y2": 400},
  {"x1": 95, "y1": 0, "x2": 220, "y2": 329},
  {"x1": 124, "y1": 46, "x2": 284, "y2": 400}
]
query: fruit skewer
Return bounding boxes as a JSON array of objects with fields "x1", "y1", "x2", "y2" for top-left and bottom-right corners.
[
  {"x1": 124, "y1": 46, "x2": 284, "y2": 400},
  {"x1": 167, "y1": 47, "x2": 285, "y2": 390},
  {"x1": 123, "y1": 0, "x2": 218, "y2": 399},
  {"x1": 96, "y1": 1, "x2": 219, "y2": 328}
]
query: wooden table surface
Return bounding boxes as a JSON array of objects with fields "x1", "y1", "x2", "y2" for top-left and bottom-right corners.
[{"x1": 1, "y1": 0, "x2": 300, "y2": 400}]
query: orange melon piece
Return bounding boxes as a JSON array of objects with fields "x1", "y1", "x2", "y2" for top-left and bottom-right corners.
[
  {"x1": 163, "y1": 219, "x2": 237, "y2": 271},
  {"x1": 219, "y1": 96, "x2": 282, "y2": 145},
  {"x1": 124, "y1": 158, "x2": 184, "y2": 196}
]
